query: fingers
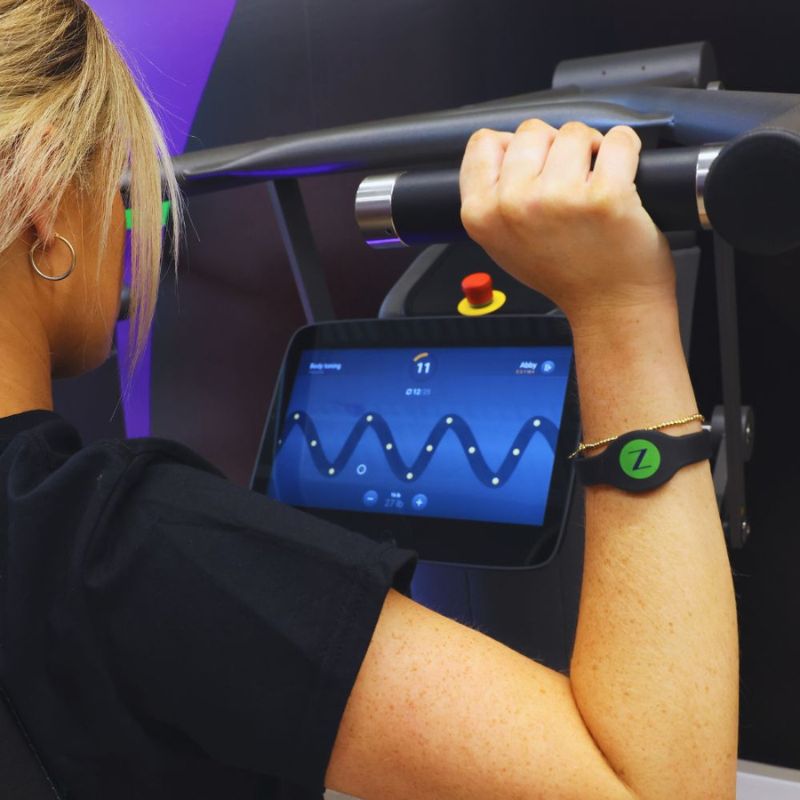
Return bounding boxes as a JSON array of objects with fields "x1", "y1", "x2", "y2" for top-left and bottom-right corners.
[
  {"x1": 539, "y1": 121, "x2": 603, "y2": 186},
  {"x1": 461, "y1": 121, "x2": 644, "y2": 243},
  {"x1": 498, "y1": 119, "x2": 557, "y2": 188},
  {"x1": 460, "y1": 129, "x2": 514, "y2": 201},
  {"x1": 591, "y1": 126, "x2": 642, "y2": 187},
  {"x1": 463, "y1": 122, "x2": 641, "y2": 197}
]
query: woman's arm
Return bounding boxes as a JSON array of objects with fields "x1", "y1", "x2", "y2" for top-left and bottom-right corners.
[
  {"x1": 325, "y1": 120, "x2": 738, "y2": 800},
  {"x1": 568, "y1": 301, "x2": 738, "y2": 800}
]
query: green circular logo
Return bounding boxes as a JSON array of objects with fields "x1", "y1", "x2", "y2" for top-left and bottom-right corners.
[{"x1": 619, "y1": 439, "x2": 662, "y2": 479}]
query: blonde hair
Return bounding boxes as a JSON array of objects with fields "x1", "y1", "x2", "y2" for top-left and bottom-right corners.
[{"x1": 0, "y1": 0, "x2": 181, "y2": 370}]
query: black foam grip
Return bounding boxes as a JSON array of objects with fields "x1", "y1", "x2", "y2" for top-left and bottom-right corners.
[
  {"x1": 389, "y1": 149, "x2": 704, "y2": 247},
  {"x1": 635, "y1": 148, "x2": 703, "y2": 231},
  {"x1": 705, "y1": 115, "x2": 800, "y2": 255},
  {"x1": 392, "y1": 170, "x2": 467, "y2": 247}
]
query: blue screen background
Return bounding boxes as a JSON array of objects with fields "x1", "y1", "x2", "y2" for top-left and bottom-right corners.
[{"x1": 267, "y1": 346, "x2": 572, "y2": 526}]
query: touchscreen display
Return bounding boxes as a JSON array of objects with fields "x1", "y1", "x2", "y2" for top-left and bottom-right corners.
[{"x1": 267, "y1": 346, "x2": 572, "y2": 527}]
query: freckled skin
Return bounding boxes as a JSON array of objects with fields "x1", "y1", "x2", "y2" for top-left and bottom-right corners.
[{"x1": 325, "y1": 121, "x2": 737, "y2": 800}]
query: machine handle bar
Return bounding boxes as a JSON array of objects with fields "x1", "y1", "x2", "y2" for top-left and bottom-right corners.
[{"x1": 356, "y1": 118, "x2": 800, "y2": 257}]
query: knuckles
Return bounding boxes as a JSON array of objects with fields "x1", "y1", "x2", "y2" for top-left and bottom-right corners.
[
  {"x1": 516, "y1": 118, "x2": 555, "y2": 136},
  {"x1": 497, "y1": 184, "x2": 546, "y2": 226},
  {"x1": 559, "y1": 120, "x2": 592, "y2": 135},
  {"x1": 496, "y1": 186, "x2": 530, "y2": 226},
  {"x1": 558, "y1": 120, "x2": 603, "y2": 143},
  {"x1": 461, "y1": 119, "x2": 641, "y2": 243},
  {"x1": 467, "y1": 127, "x2": 497, "y2": 147},
  {"x1": 584, "y1": 184, "x2": 623, "y2": 217},
  {"x1": 605, "y1": 124, "x2": 642, "y2": 150}
]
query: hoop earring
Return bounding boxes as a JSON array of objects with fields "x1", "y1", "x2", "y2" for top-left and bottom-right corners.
[{"x1": 29, "y1": 234, "x2": 76, "y2": 282}]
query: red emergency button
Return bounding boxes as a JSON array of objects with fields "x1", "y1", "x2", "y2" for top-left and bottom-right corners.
[
  {"x1": 461, "y1": 272, "x2": 494, "y2": 307},
  {"x1": 457, "y1": 272, "x2": 507, "y2": 317}
]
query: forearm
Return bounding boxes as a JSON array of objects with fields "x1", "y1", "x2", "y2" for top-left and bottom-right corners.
[
  {"x1": 568, "y1": 299, "x2": 739, "y2": 799},
  {"x1": 330, "y1": 123, "x2": 740, "y2": 800}
]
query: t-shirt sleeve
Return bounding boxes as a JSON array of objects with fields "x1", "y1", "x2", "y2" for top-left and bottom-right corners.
[{"x1": 87, "y1": 460, "x2": 416, "y2": 792}]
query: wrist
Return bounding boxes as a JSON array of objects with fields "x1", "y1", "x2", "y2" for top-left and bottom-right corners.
[
  {"x1": 575, "y1": 414, "x2": 704, "y2": 459},
  {"x1": 568, "y1": 298, "x2": 699, "y2": 449},
  {"x1": 566, "y1": 295, "x2": 680, "y2": 345}
]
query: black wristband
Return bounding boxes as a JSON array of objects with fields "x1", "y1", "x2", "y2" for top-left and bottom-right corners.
[{"x1": 573, "y1": 428, "x2": 712, "y2": 493}]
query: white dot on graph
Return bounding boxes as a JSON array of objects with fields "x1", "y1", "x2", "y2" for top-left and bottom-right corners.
[
  {"x1": 328, "y1": 468, "x2": 335, "y2": 476},
  {"x1": 407, "y1": 473, "x2": 414, "y2": 480},
  {"x1": 293, "y1": 413, "x2": 300, "y2": 421},
  {"x1": 366, "y1": 415, "x2": 374, "y2": 423},
  {"x1": 385, "y1": 443, "x2": 393, "y2": 450},
  {"x1": 492, "y1": 477, "x2": 500, "y2": 486},
  {"x1": 426, "y1": 444, "x2": 434, "y2": 452},
  {"x1": 468, "y1": 446, "x2": 476, "y2": 455},
  {"x1": 533, "y1": 419, "x2": 541, "y2": 427},
  {"x1": 310, "y1": 440, "x2": 318, "y2": 448},
  {"x1": 446, "y1": 417, "x2": 453, "y2": 425}
]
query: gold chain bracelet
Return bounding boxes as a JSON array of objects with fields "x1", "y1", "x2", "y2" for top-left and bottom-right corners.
[{"x1": 569, "y1": 413, "x2": 705, "y2": 460}]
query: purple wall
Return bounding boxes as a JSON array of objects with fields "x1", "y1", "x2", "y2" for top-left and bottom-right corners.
[
  {"x1": 89, "y1": 1, "x2": 236, "y2": 154},
  {"x1": 88, "y1": 0, "x2": 236, "y2": 436}
]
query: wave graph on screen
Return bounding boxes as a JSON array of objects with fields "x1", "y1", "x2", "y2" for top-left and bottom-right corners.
[{"x1": 277, "y1": 411, "x2": 559, "y2": 488}]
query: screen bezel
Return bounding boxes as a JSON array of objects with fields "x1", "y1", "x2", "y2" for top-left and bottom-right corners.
[{"x1": 251, "y1": 315, "x2": 580, "y2": 567}]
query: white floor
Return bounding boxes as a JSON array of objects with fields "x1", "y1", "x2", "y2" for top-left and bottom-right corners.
[
  {"x1": 324, "y1": 761, "x2": 800, "y2": 799},
  {"x1": 738, "y1": 761, "x2": 800, "y2": 799}
]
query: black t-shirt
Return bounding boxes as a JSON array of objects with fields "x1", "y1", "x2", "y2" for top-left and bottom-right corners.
[{"x1": 0, "y1": 411, "x2": 416, "y2": 799}]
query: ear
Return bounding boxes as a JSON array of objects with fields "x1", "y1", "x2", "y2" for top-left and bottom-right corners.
[
  {"x1": 28, "y1": 124, "x2": 61, "y2": 245},
  {"x1": 31, "y1": 204, "x2": 57, "y2": 246}
]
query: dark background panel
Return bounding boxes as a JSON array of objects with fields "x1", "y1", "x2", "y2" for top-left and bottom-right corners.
[
  {"x1": 137, "y1": 0, "x2": 800, "y2": 769},
  {"x1": 151, "y1": 183, "x2": 309, "y2": 480},
  {"x1": 159, "y1": 0, "x2": 600, "y2": 481}
]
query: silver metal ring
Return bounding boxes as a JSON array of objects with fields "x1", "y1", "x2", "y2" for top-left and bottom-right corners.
[
  {"x1": 29, "y1": 234, "x2": 77, "y2": 282},
  {"x1": 355, "y1": 173, "x2": 407, "y2": 249},
  {"x1": 696, "y1": 145, "x2": 724, "y2": 230}
]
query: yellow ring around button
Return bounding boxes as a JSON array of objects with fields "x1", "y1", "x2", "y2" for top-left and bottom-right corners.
[{"x1": 457, "y1": 290, "x2": 507, "y2": 317}]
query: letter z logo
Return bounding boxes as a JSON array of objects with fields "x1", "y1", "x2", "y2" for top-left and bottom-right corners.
[
  {"x1": 631, "y1": 448, "x2": 651, "y2": 471},
  {"x1": 619, "y1": 439, "x2": 662, "y2": 480}
]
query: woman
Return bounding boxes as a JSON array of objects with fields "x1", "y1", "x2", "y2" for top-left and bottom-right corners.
[{"x1": 0, "y1": 2, "x2": 738, "y2": 799}]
